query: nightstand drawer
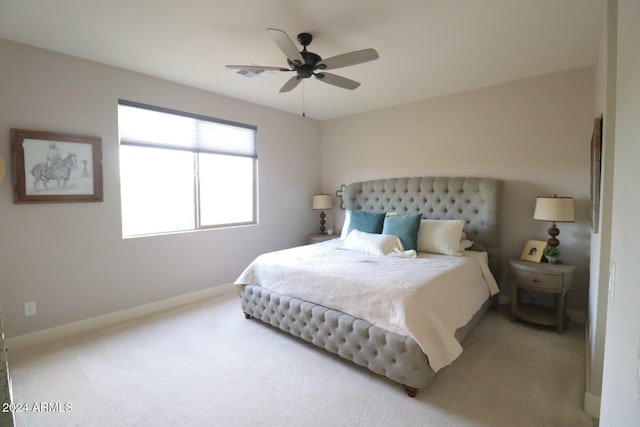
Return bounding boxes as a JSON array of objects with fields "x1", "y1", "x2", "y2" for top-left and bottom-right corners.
[{"x1": 512, "y1": 269, "x2": 563, "y2": 290}]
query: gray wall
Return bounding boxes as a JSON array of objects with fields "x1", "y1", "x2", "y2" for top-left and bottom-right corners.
[
  {"x1": 0, "y1": 37, "x2": 597, "y2": 340},
  {"x1": 320, "y1": 68, "x2": 595, "y2": 312},
  {"x1": 0, "y1": 39, "x2": 321, "y2": 337}
]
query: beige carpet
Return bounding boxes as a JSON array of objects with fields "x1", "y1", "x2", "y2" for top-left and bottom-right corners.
[{"x1": 10, "y1": 291, "x2": 592, "y2": 427}]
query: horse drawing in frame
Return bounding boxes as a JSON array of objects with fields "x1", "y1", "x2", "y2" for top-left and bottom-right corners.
[{"x1": 30, "y1": 153, "x2": 78, "y2": 191}]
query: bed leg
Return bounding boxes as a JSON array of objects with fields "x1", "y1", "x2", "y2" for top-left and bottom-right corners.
[
  {"x1": 243, "y1": 312, "x2": 252, "y2": 319},
  {"x1": 405, "y1": 386, "x2": 418, "y2": 398}
]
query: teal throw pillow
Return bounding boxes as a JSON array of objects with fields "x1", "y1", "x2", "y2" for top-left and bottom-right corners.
[
  {"x1": 382, "y1": 213, "x2": 423, "y2": 250},
  {"x1": 347, "y1": 211, "x2": 386, "y2": 236}
]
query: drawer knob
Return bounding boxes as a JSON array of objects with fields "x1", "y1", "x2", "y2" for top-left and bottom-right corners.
[{"x1": 533, "y1": 278, "x2": 539, "y2": 283}]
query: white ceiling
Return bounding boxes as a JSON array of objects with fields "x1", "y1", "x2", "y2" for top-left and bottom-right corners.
[{"x1": 0, "y1": 0, "x2": 602, "y2": 120}]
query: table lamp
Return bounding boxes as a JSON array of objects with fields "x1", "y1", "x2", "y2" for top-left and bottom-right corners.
[
  {"x1": 533, "y1": 195, "x2": 575, "y2": 249},
  {"x1": 312, "y1": 194, "x2": 333, "y2": 234}
]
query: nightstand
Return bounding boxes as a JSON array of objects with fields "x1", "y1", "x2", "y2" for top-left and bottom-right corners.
[
  {"x1": 308, "y1": 234, "x2": 338, "y2": 244},
  {"x1": 509, "y1": 259, "x2": 575, "y2": 333}
]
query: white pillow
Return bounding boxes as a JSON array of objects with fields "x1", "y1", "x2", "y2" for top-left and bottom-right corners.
[
  {"x1": 459, "y1": 239, "x2": 474, "y2": 251},
  {"x1": 339, "y1": 210, "x2": 352, "y2": 239},
  {"x1": 341, "y1": 229, "x2": 404, "y2": 256},
  {"x1": 417, "y1": 219, "x2": 466, "y2": 255}
]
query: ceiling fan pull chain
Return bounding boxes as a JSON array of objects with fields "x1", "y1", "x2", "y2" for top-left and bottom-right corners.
[{"x1": 302, "y1": 80, "x2": 306, "y2": 117}]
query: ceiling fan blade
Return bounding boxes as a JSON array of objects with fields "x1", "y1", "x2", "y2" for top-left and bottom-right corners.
[
  {"x1": 317, "y1": 48, "x2": 379, "y2": 70},
  {"x1": 279, "y1": 76, "x2": 302, "y2": 93},
  {"x1": 226, "y1": 65, "x2": 291, "y2": 72},
  {"x1": 315, "y1": 73, "x2": 361, "y2": 90},
  {"x1": 267, "y1": 28, "x2": 304, "y2": 65}
]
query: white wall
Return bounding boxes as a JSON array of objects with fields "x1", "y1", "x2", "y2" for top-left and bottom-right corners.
[
  {"x1": 0, "y1": 39, "x2": 321, "y2": 337},
  {"x1": 600, "y1": 0, "x2": 640, "y2": 424},
  {"x1": 321, "y1": 68, "x2": 595, "y2": 311},
  {"x1": 586, "y1": 0, "x2": 617, "y2": 416}
]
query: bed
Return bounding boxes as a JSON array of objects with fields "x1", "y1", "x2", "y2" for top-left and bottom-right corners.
[{"x1": 235, "y1": 177, "x2": 501, "y2": 397}]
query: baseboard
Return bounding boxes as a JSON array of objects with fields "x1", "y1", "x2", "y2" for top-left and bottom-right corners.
[
  {"x1": 584, "y1": 391, "x2": 601, "y2": 419},
  {"x1": 7, "y1": 283, "x2": 234, "y2": 351}
]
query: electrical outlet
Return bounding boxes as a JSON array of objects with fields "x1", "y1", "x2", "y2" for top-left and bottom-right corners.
[{"x1": 24, "y1": 301, "x2": 37, "y2": 317}]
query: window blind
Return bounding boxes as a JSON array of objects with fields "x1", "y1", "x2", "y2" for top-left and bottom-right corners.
[{"x1": 118, "y1": 101, "x2": 257, "y2": 158}]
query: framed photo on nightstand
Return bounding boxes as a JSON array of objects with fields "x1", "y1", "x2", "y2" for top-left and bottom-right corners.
[{"x1": 520, "y1": 240, "x2": 547, "y2": 263}]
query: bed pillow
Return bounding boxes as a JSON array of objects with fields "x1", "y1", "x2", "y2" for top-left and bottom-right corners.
[
  {"x1": 341, "y1": 229, "x2": 404, "y2": 256},
  {"x1": 340, "y1": 211, "x2": 399, "y2": 239},
  {"x1": 346, "y1": 211, "x2": 386, "y2": 236},
  {"x1": 459, "y1": 238, "x2": 474, "y2": 251},
  {"x1": 340, "y1": 210, "x2": 352, "y2": 239},
  {"x1": 417, "y1": 219, "x2": 466, "y2": 255},
  {"x1": 382, "y1": 213, "x2": 423, "y2": 250}
]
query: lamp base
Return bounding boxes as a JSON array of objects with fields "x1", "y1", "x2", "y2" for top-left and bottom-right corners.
[
  {"x1": 543, "y1": 222, "x2": 562, "y2": 264},
  {"x1": 318, "y1": 210, "x2": 327, "y2": 234},
  {"x1": 546, "y1": 222, "x2": 560, "y2": 248}
]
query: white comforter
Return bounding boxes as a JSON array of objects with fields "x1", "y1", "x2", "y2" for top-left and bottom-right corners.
[{"x1": 234, "y1": 240, "x2": 499, "y2": 372}]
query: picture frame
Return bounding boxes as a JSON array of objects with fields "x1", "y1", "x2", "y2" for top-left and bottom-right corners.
[
  {"x1": 520, "y1": 240, "x2": 547, "y2": 263},
  {"x1": 590, "y1": 115, "x2": 603, "y2": 233},
  {"x1": 10, "y1": 129, "x2": 103, "y2": 203}
]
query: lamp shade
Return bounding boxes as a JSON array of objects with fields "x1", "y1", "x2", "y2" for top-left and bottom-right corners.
[
  {"x1": 312, "y1": 194, "x2": 333, "y2": 210},
  {"x1": 533, "y1": 196, "x2": 575, "y2": 222}
]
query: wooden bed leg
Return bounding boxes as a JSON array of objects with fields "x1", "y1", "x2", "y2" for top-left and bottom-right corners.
[
  {"x1": 405, "y1": 386, "x2": 418, "y2": 398},
  {"x1": 243, "y1": 312, "x2": 252, "y2": 319}
]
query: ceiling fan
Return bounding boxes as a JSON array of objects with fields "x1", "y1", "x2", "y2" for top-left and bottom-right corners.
[{"x1": 226, "y1": 28, "x2": 379, "y2": 93}]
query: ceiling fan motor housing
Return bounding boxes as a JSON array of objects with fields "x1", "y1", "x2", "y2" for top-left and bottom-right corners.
[
  {"x1": 286, "y1": 33, "x2": 322, "y2": 79},
  {"x1": 289, "y1": 51, "x2": 322, "y2": 78}
]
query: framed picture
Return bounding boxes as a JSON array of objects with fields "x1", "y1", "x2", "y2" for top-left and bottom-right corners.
[
  {"x1": 10, "y1": 129, "x2": 103, "y2": 203},
  {"x1": 590, "y1": 115, "x2": 603, "y2": 232},
  {"x1": 520, "y1": 240, "x2": 547, "y2": 263}
]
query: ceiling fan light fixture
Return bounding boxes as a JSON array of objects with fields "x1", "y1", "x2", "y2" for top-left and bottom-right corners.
[{"x1": 237, "y1": 69, "x2": 263, "y2": 78}]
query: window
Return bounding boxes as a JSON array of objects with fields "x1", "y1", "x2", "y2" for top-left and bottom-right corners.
[{"x1": 118, "y1": 101, "x2": 257, "y2": 237}]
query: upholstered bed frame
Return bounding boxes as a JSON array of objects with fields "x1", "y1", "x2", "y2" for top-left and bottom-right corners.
[{"x1": 240, "y1": 177, "x2": 501, "y2": 397}]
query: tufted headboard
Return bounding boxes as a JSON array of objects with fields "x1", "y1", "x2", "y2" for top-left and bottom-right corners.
[{"x1": 344, "y1": 177, "x2": 502, "y2": 278}]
